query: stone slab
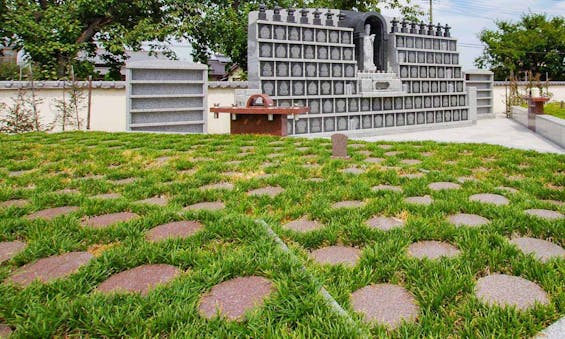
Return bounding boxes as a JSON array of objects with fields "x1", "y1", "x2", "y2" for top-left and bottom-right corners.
[
  {"x1": 247, "y1": 186, "x2": 284, "y2": 198},
  {"x1": 366, "y1": 216, "x2": 405, "y2": 231},
  {"x1": 475, "y1": 274, "x2": 549, "y2": 310},
  {"x1": 0, "y1": 240, "x2": 27, "y2": 264},
  {"x1": 524, "y1": 209, "x2": 564, "y2": 220},
  {"x1": 351, "y1": 284, "x2": 419, "y2": 329},
  {"x1": 184, "y1": 202, "x2": 225, "y2": 211},
  {"x1": 0, "y1": 199, "x2": 29, "y2": 208},
  {"x1": 198, "y1": 276, "x2": 273, "y2": 321},
  {"x1": 428, "y1": 182, "x2": 461, "y2": 191},
  {"x1": 146, "y1": 221, "x2": 203, "y2": 242},
  {"x1": 405, "y1": 196, "x2": 433, "y2": 205},
  {"x1": 200, "y1": 182, "x2": 235, "y2": 191},
  {"x1": 407, "y1": 241, "x2": 460, "y2": 259},
  {"x1": 282, "y1": 219, "x2": 324, "y2": 233},
  {"x1": 400, "y1": 159, "x2": 422, "y2": 165},
  {"x1": 7, "y1": 251, "x2": 94, "y2": 286},
  {"x1": 448, "y1": 213, "x2": 490, "y2": 227},
  {"x1": 91, "y1": 193, "x2": 122, "y2": 200},
  {"x1": 96, "y1": 264, "x2": 181, "y2": 295},
  {"x1": 342, "y1": 167, "x2": 364, "y2": 175},
  {"x1": 331, "y1": 200, "x2": 366, "y2": 209},
  {"x1": 82, "y1": 212, "x2": 139, "y2": 229},
  {"x1": 470, "y1": 193, "x2": 509, "y2": 206},
  {"x1": 135, "y1": 197, "x2": 169, "y2": 206},
  {"x1": 510, "y1": 237, "x2": 565, "y2": 262},
  {"x1": 365, "y1": 157, "x2": 385, "y2": 164},
  {"x1": 331, "y1": 133, "x2": 348, "y2": 158},
  {"x1": 309, "y1": 246, "x2": 361, "y2": 266},
  {"x1": 26, "y1": 206, "x2": 79, "y2": 221}
]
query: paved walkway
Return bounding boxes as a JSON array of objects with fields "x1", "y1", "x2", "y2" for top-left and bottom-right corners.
[{"x1": 355, "y1": 115, "x2": 564, "y2": 154}]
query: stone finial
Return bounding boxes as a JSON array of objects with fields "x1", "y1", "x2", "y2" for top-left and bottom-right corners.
[
  {"x1": 410, "y1": 22, "x2": 417, "y2": 34},
  {"x1": 313, "y1": 8, "x2": 322, "y2": 25},
  {"x1": 419, "y1": 21, "x2": 426, "y2": 35},
  {"x1": 325, "y1": 9, "x2": 334, "y2": 26},
  {"x1": 391, "y1": 18, "x2": 399, "y2": 33},
  {"x1": 287, "y1": 8, "x2": 296, "y2": 22},
  {"x1": 273, "y1": 6, "x2": 281, "y2": 21},
  {"x1": 258, "y1": 4, "x2": 267, "y2": 20},
  {"x1": 444, "y1": 24, "x2": 451, "y2": 37},
  {"x1": 338, "y1": 12, "x2": 347, "y2": 26},
  {"x1": 436, "y1": 23, "x2": 443, "y2": 36},
  {"x1": 400, "y1": 19, "x2": 408, "y2": 33},
  {"x1": 427, "y1": 22, "x2": 435, "y2": 35},
  {"x1": 300, "y1": 8, "x2": 309, "y2": 24}
]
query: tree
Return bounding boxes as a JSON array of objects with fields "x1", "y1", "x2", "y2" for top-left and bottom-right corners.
[
  {"x1": 2, "y1": 0, "x2": 181, "y2": 79},
  {"x1": 182, "y1": 1, "x2": 423, "y2": 72},
  {"x1": 475, "y1": 14, "x2": 565, "y2": 81}
]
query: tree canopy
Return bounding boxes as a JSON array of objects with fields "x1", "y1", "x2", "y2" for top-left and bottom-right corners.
[{"x1": 475, "y1": 13, "x2": 565, "y2": 81}]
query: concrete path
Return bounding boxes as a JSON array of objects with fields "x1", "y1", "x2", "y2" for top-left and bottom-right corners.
[{"x1": 355, "y1": 115, "x2": 564, "y2": 154}]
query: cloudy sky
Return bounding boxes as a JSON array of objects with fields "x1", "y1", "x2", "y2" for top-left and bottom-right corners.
[{"x1": 380, "y1": 0, "x2": 565, "y2": 70}]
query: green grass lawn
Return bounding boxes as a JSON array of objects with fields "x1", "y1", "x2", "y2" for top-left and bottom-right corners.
[
  {"x1": 544, "y1": 102, "x2": 565, "y2": 120},
  {"x1": 0, "y1": 132, "x2": 563, "y2": 338}
]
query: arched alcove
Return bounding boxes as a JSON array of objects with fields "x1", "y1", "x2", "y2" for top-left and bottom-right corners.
[{"x1": 340, "y1": 11, "x2": 388, "y2": 72}]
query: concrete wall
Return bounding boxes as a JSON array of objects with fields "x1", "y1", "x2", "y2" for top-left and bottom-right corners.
[
  {"x1": 511, "y1": 105, "x2": 565, "y2": 149},
  {"x1": 493, "y1": 82, "x2": 565, "y2": 115}
]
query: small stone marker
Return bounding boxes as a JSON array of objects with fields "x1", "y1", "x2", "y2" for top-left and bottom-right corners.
[
  {"x1": 200, "y1": 182, "x2": 235, "y2": 191},
  {"x1": 428, "y1": 182, "x2": 461, "y2": 191},
  {"x1": 0, "y1": 199, "x2": 29, "y2": 208},
  {"x1": 26, "y1": 206, "x2": 79, "y2": 221},
  {"x1": 448, "y1": 213, "x2": 490, "y2": 227},
  {"x1": 82, "y1": 212, "x2": 139, "y2": 229},
  {"x1": 510, "y1": 237, "x2": 565, "y2": 262},
  {"x1": 407, "y1": 241, "x2": 460, "y2": 259},
  {"x1": 366, "y1": 216, "x2": 405, "y2": 231},
  {"x1": 404, "y1": 195, "x2": 433, "y2": 205},
  {"x1": 0, "y1": 240, "x2": 26, "y2": 263},
  {"x1": 331, "y1": 133, "x2": 348, "y2": 158},
  {"x1": 351, "y1": 284, "x2": 419, "y2": 329},
  {"x1": 135, "y1": 197, "x2": 168, "y2": 206},
  {"x1": 331, "y1": 200, "x2": 366, "y2": 209},
  {"x1": 0, "y1": 324, "x2": 12, "y2": 338},
  {"x1": 372, "y1": 185, "x2": 403, "y2": 192},
  {"x1": 247, "y1": 186, "x2": 285, "y2": 198},
  {"x1": 7, "y1": 251, "x2": 94, "y2": 286},
  {"x1": 96, "y1": 264, "x2": 181, "y2": 295},
  {"x1": 198, "y1": 276, "x2": 273, "y2": 321},
  {"x1": 146, "y1": 221, "x2": 203, "y2": 242},
  {"x1": 524, "y1": 209, "x2": 563, "y2": 220},
  {"x1": 469, "y1": 193, "x2": 509, "y2": 206},
  {"x1": 474, "y1": 274, "x2": 549, "y2": 311},
  {"x1": 184, "y1": 201, "x2": 225, "y2": 211},
  {"x1": 309, "y1": 246, "x2": 361, "y2": 266},
  {"x1": 282, "y1": 218, "x2": 324, "y2": 233}
]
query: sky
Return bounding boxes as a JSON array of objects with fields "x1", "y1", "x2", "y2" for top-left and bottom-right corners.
[{"x1": 379, "y1": 0, "x2": 565, "y2": 70}]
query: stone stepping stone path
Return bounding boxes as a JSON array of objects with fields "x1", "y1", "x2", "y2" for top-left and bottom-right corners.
[
  {"x1": 407, "y1": 241, "x2": 460, "y2": 259},
  {"x1": 428, "y1": 182, "x2": 461, "y2": 191},
  {"x1": 342, "y1": 167, "x2": 364, "y2": 175},
  {"x1": 400, "y1": 159, "x2": 422, "y2": 165},
  {"x1": 509, "y1": 237, "x2": 565, "y2": 262},
  {"x1": 82, "y1": 212, "x2": 139, "y2": 229},
  {"x1": 365, "y1": 157, "x2": 385, "y2": 164},
  {"x1": 247, "y1": 186, "x2": 284, "y2": 198},
  {"x1": 135, "y1": 197, "x2": 168, "y2": 206},
  {"x1": 309, "y1": 246, "x2": 361, "y2": 266},
  {"x1": 0, "y1": 324, "x2": 12, "y2": 337},
  {"x1": 474, "y1": 274, "x2": 549, "y2": 311},
  {"x1": 0, "y1": 240, "x2": 26, "y2": 263},
  {"x1": 405, "y1": 195, "x2": 433, "y2": 205},
  {"x1": 96, "y1": 264, "x2": 181, "y2": 295},
  {"x1": 372, "y1": 184, "x2": 403, "y2": 192},
  {"x1": 198, "y1": 276, "x2": 274, "y2": 321},
  {"x1": 282, "y1": 218, "x2": 324, "y2": 233},
  {"x1": 7, "y1": 251, "x2": 94, "y2": 286},
  {"x1": 0, "y1": 199, "x2": 29, "y2": 208},
  {"x1": 200, "y1": 182, "x2": 234, "y2": 191},
  {"x1": 331, "y1": 200, "x2": 366, "y2": 209},
  {"x1": 184, "y1": 201, "x2": 225, "y2": 212},
  {"x1": 366, "y1": 216, "x2": 405, "y2": 231},
  {"x1": 524, "y1": 209, "x2": 563, "y2": 220},
  {"x1": 469, "y1": 193, "x2": 509, "y2": 206},
  {"x1": 26, "y1": 206, "x2": 79, "y2": 221},
  {"x1": 351, "y1": 284, "x2": 419, "y2": 329},
  {"x1": 91, "y1": 193, "x2": 122, "y2": 200},
  {"x1": 448, "y1": 213, "x2": 490, "y2": 227},
  {"x1": 146, "y1": 221, "x2": 203, "y2": 242}
]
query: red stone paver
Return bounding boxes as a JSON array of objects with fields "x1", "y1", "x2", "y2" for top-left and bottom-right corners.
[
  {"x1": 0, "y1": 240, "x2": 27, "y2": 264},
  {"x1": 310, "y1": 246, "x2": 361, "y2": 266},
  {"x1": 475, "y1": 274, "x2": 549, "y2": 310},
  {"x1": 82, "y1": 212, "x2": 139, "y2": 229},
  {"x1": 26, "y1": 206, "x2": 79, "y2": 221},
  {"x1": 96, "y1": 264, "x2": 181, "y2": 295},
  {"x1": 407, "y1": 241, "x2": 460, "y2": 259},
  {"x1": 146, "y1": 221, "x2": 203, "y2": 242},
  {"x1": 198, "y1": 276, "x2": 274, "y2": 321}
]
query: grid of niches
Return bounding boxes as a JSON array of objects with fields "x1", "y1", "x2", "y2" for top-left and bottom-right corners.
[{"x1": 256, "y1": 21, "x2": 358, "y2": 99}]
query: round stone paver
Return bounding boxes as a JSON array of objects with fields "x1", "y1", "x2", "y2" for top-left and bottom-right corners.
[
  {"x1": 26, "y1": 206, "x2": 79, "y2": 221},
  {"x1": 0, "y1": 324, "x2": 12, "y2": 338},
  {"x1": 475, "y1": 274, "x2": 549, "y2": 311},
  {"x1": 96, "y1": 264, "x2": 181, "y2": 295},
  {"x1": 385, "y1": 151, "x2": 402, "y2": 157},
  {"x1": 404, "y1": 195, "x2": 433, "y2": 205},
  {"x1": 135, "y1": 197, "x2": 168, "y2": 206},
  {"x1": 448, "y1": 213, "x2": 490, "y2": 227},
  {"x1": 366, "y1": 216, "x2": 405, "y2": 231},
  {"x1": 524, "y1": 209, "x2": 564, "y2": 220},
  {"x1": 331, "y1": 200, "x2": 366, "y2": 209},
  {"x1": 510, "y1": 237, "x2": 565, "y2": 262},
  {"x1": 351, "y1": 284, "x2": 419, "y2": 329},
  {"x1": 342, "y1": 167, "x2": 364, "y2": 175},
  {"x1": 470, "y1": 193, "x2": 509, "y2": 206},
  {"x1": 309, "y1": 246, "x2": 361, "y2": 266},
  {"x1": 200, "y1": 182, "x2": 234, "y2": 191},
  {"x1": 247, "y1": 186, "x2": 284, "y2": 198},
  {"x1": 400, "y1": 173, "x2": 425, "y2": 179},
  {"x1": 54, "y1": 188, "x2": 81, "y2": 195},
  {"x1": 365, "y1": 157, "x2": 385, "y2": 164},
  {"x1": 400, "y1": 159, "x2": 422, "y2": 165},
  {"x1": 0, "y1": 199, "x2": 29, "y2": 208},
  {"x1": 282, "y1": 218, "x2": 324, "y2": 233},
  {"x1": 82, "y1": 212, "x2": 139, "y2": 229},
  {"x1": 428, "y1": 182, "x2": 461, "y2": 191},
  {"x1": 372, "y1": 185, "x2": 403, "y2": 192},
  {"x1": 7, "y1": 251, "x2": 94, "y2": 286},
  {"x1": 184, "y1": 201, "x2": 225, "y2": 212},
  {"x1": 198, "y1": 276, "x2": 273, "y2": 321},
  {"x1": 0, "y1": 240, "x2": 26, "y2": 264},
  {"x1": 146, "y1": 221, "x2": 203, "y2": 242},
  {"x1": 91, "y1": 193, "x2": 122, "y2": 200},
  {"x1": 407, "y1": 241, "x2": 460, "y2": 259},
  {"x1": 496, "y1": 186, "x2": 518, "y2": 194}
]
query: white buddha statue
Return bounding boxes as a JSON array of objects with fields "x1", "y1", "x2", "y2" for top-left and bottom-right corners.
[{"x1": 363, "y1": 24, "x2": 377, "y2": 72}]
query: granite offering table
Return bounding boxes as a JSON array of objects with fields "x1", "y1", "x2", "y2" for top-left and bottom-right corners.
[{"x1": 211, "y1": 94, "x2": 309, "y2": 136}]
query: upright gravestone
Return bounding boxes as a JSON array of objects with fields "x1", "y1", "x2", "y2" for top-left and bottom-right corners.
[{"x1": 332, "y1": 133, "x2": 348, "y2": 158}]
